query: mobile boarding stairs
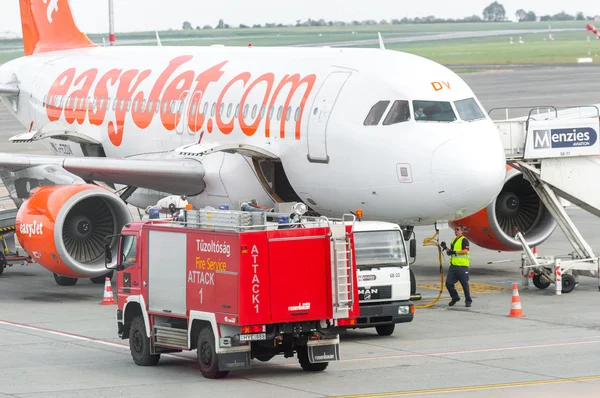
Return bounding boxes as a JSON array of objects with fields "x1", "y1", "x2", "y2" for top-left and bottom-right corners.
[{"x1": 493, "y1": 106, "x2": 600, "y2": 295}]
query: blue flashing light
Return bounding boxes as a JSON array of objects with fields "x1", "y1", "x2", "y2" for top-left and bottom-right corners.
[{"x1": 149, "y1": 208, "x2": 160, "y2": 219}]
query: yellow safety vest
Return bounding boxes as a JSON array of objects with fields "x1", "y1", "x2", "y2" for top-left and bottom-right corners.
[{"x1": 450, "y1": 236, "x2": 470, "y2": 267}]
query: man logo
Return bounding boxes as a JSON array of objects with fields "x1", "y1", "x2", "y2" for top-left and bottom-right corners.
[
  {"x1": 42, "y1": 0, "x2": 60, "y2": 24},
  {"x1": 533, "y1": 127, "x2": 597, "y2": 149}
]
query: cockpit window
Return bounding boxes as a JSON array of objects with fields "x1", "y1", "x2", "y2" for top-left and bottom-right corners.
[
  {"x1": 363, "y1": 100, "x2": 390, "y2": 126},
  {"x1": 413, "y1": 100, "x2": 457, "y2": 122},
  {"x1": 382, "y1": 100, "x2": 411, "y2": 125},
  {"x1": 454, "y1": 98, "x2": 486, "y2": 121}
]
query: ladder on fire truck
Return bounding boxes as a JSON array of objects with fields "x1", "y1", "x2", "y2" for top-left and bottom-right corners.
[
  {"x1": 183, "y1": 207, "x2": 355, "y2": 317},
  {"x1": 492, "y1": 105, "x2": 600, "y2": 294}
]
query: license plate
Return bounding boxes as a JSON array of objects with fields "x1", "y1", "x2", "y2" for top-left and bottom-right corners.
[{"x1": 239, "y1": 333, "x2": 266, "y2": 341}]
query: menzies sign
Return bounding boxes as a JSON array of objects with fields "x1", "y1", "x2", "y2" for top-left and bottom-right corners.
[{"x1": 524, "y1": 118, "x2": 600, "y2": 159}]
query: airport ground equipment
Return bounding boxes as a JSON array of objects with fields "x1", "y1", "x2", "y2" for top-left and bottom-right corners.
[
  {"x1": 0, "y1": 208, "x2": 34, "y2": 276},
  {"x1": 106, "y1": 206, "x2": 361, "y2": 379},
  {"x1": 493, "y1": 106, "x2": 600, "y2": 294}
]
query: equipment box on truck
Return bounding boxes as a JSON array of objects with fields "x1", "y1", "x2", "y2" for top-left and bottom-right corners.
[
  {"x1": 351, "y1": 221, "x2": 415, "y2": 336},
  {"x1": 105, "y1": 208, "x2": 360, "y2": 379}
]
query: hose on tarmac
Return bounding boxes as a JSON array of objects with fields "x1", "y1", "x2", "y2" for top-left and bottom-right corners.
[{"x1": 414, "y1": 230, "x2": 445, "y2": 309}]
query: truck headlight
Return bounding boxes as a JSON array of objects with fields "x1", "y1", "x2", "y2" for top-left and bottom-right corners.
[{"x1": 398, "y1": 306, "x2": 410, "y2": 315}]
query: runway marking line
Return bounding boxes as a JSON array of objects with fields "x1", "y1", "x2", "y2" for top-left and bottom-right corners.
[
  {"x1": 331, "y1": 375, "x2": 600, "y2": 397},
  {"x1": 1, "y1": 319, "x2": 600, "y2": 368}
]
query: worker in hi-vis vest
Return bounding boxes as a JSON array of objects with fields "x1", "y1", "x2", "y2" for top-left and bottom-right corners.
[{"x1": 441, "y1": 225, "x2": 472, "y2": 307}]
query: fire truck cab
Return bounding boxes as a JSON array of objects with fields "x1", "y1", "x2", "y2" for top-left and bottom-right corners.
[{"x1": 105, "y1": 207, "x2": 360, "y2": 379}]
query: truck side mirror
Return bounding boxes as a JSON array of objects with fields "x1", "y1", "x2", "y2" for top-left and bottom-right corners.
[
  {"x1": 104, "y1": 244, "x2": 115, "y2": 270},
  {"x1": 409, "y1": 239, "x2": 417, "y2": 259}
]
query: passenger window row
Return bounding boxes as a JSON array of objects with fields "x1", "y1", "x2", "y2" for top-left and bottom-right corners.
[
  {"x1": 42, "y1": 95, "x2": 303, "y2": 123},
  {"x1": 364, "y1": 97, "x2": 486, "y2": 126}
]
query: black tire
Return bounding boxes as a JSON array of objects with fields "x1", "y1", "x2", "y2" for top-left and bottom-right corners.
[
  {"x1": 90, "y1": 271, "x2": 114, "y2": 284},
  {"x1": 410, "y1": 269, "x2": 416, "y2": 296},
  {"x1": 562, "y1": 274, "x2": 576, "y2": 294},
  {"x1": 196, "y1": 326, "x2": 229, "y2": 379},
  {"x1": 375, "y1": 324, "x2": 395, "y2": 336},
  {"x1": 297, "y1": 346, "x2": 329, "y2": 372},
  {"x1": 532, "y1": 274, "x2": 551, "y2": 290},
  {"x1": 129, "y1": 316, "x2": 160, "y2": 366},
  {"x1": 0, "y1": 257, "x2": 5, "y2": 276},
  {"x1": 53, "y1": 273, "x2": 78, "y2": 286}
]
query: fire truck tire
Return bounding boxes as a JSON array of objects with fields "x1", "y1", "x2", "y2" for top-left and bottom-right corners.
[
  {"x1": 129, "y1": 316, "x2": 160, "y2": 366},
  {"x1": 53, "y1": 273, "x2": 78, "y2": 286},
  {"x1": 197, "y1": 326, "x2": 229, "y2": 379},
  {"x1": 375, "y1": 324, "x2": 395, "y2": 336},
  {"x1": 297, "y1": 346, "x2": 328, "y2": 372}
]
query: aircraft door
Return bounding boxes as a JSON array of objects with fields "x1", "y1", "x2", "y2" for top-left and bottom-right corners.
[{"x1": 307, "y1": 71, "x2": 351, "y2": 164}]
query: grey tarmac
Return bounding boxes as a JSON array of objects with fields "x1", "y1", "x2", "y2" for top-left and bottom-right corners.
[{"x1": 2, "y1": 66, "x2": 600, "y2": 397}]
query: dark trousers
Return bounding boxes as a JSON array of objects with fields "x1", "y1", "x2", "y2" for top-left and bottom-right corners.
[{"x1": 446, "y1": 265, "x2": 472, "y2": 303}]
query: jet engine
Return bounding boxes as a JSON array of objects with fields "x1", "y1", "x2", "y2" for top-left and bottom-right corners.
[
  {"x1": 16, "y1": 184, "x2": 132, "y2": 279},
  {"x1": 450, "y1": 167, "x2": 557, "y2": 251}
]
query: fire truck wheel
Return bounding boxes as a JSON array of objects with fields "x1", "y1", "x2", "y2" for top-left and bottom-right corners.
[
  {"x1": 53, "y1": 273, "x2": 78, "y2": 286},
  {"x1": 129, "y1": 316, "x2": 160, "y2": 366},
  {"x1": 197, "y1": 326, "x2": 229, "y2": 379},
  {"x1": 297, "y1": 346, "x2": 328, "y2": 372},
  {"x1": 375, "y1": 324, "x2": 395, "y2": 336}
]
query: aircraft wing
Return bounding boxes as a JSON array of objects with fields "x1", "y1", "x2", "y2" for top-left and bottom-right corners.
[{"x1": 0, "y1": 152, "x2": 206, "y2": 198}]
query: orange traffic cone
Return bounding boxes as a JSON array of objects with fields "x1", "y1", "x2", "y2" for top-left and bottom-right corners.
[
  {"x1": 508, "y1": 283, "x2": 525, "y2": 317},
  {"x1": 100, "y1": 277, "x2": 116, "y2": 305}
]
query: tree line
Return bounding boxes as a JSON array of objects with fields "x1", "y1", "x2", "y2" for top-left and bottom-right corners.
[{"x1": 182, "y1": 2, "x2": 598, "y2": 30}]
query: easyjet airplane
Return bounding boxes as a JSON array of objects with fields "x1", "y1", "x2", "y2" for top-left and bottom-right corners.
[{"x1": 0, "y1": 0, "x2": 556, "y2": 285}]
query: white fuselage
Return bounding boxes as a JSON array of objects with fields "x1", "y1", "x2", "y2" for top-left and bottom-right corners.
[{"x1": 0, "y1": 45, "x2": 506, "y2": 225}]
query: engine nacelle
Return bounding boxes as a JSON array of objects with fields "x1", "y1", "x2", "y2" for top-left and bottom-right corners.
[
  {"x1": 450, "y1": 167, "x2": 557, "y2": 251},
  {"x1": 16, "y1": 184, "x2": 133, "y2": 278}
]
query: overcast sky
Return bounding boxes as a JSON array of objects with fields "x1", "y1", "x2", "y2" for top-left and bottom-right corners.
[{"x1": 1, "y1": 0, "x2": 599, "y2": 35}]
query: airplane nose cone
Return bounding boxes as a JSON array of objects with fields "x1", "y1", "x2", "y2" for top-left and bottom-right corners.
[{"x1": 432, "y1": 129, "x2": 506, "y2": 218}]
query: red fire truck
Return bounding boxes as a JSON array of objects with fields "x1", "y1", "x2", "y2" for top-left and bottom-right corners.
[{"x1": 105, "y1": 208, "x2": 359, "y2": 379}]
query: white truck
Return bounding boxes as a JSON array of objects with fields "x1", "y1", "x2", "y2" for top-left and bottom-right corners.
[{"x1": 350, "y1": 221, "x2": 415, "y2": 336}]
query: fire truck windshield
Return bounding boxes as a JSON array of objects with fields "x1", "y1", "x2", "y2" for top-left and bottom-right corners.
[{"x1": 353, "y1": 230, "x2": 407, "y2": 268}]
